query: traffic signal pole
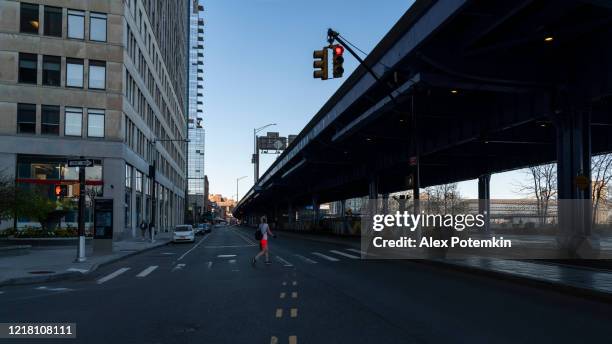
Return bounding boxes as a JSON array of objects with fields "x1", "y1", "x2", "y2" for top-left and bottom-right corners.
[
  {"x1": 76, "y1": 163, "x2": 86, "y2": 262},
  {"x1": 327, "y1": 28, "x2": 396, "y2": 103}
]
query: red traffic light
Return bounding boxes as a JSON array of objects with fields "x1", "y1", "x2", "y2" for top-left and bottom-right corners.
[
  {"x1": 334, "y1": 45, "x2": 344, "y2": 56},
  {"x1": 55, "y1": 185, "x2": 62, "y2": 196}
]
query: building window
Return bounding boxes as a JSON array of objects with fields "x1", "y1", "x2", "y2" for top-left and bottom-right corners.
[
  {"x1": 43, "y1": 6, "x2": 62, "y2": 37},
  {"x1": 90, "y1": 12, "x2": 107, "y2": 42},
  {"x1": 18, "y1": 53, "x2": 37, "y2": 84},
  {"x1": 20, "y1": 3, "x2": 39, "y2": 34},
  {"x1": 42, "y1": 55, "x2": 61, "y2": 86},
  {"x1": 41, "y1": 105, "x2": 59, "y2": 135},
  {"x1": 87, "y1": 109, "x2": 105, "y2": 138},
  {"x1": 67, "y1": 9, "x2": 85, "y2": 39},
  {"x1": 88, "y1": 61, "x2": 106, "y2": 89},
  {"x1": 66, "y1": 58, "x2": 84, "y2": 87},
  {"x1": 65, "y1": 107, "x2": 82, "y2": 136},
  {"x1": 17, "y1": 103, "x2": 36, "y2": 134}
]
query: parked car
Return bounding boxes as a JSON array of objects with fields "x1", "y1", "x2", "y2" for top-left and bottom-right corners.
[
  {"x1": 173, "y1": 224, "x2": 195, "y2": 243},
  {"x1": 195, "y1": 223, "x2": 210, "y2": 235}
]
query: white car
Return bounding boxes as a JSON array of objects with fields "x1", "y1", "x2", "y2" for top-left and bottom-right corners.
[{"x1": 173, "y1": 225, "x2": 195, "y2": 243}]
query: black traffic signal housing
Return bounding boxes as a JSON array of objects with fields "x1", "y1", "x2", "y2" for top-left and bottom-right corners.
[
  {"x1": 313, "y1": 48, "x2": 328, "y2": 80},
  {"x1": 332, "y1": 44, "x2": 344, "y2": 78},
  {"x1": 55, "y1": 184, "x2": 68, "y2": 198}
]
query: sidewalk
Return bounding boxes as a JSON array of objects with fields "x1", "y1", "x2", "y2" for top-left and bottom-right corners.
[
  {"x1": 0, "y1": 233, "x2": 172, "y2": 286},
  {"x1": 268, "y1": 228, "x2": 612, "y2": 302}
]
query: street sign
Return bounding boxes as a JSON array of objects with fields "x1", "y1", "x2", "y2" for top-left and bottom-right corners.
[{"x1": 68, "y1": 159, "x2": 94, "y2": 167}]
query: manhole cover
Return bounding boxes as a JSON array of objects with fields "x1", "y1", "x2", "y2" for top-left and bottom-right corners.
[{"x1": 28, "y1": 271, "x2": 55, "y2": 274}]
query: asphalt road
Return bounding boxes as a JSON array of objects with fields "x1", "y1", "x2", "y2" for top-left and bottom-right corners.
[{"x1": 1, "y1": 225, "x2": 611, "y2": 343}]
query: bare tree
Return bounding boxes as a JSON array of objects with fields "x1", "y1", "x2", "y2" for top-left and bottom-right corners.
[
  {"x1": 591, "y1": 154, "x2": 612, "y2": 226},
  {"x1": 514, "y1": 164, "x2": 557, "y2": 226},
  {"x1": 424, "y1": 183, "x2": 465, "y2": 214}
]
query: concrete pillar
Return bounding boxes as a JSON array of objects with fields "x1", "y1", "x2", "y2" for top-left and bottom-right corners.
[
  {"x1": 478, "y1": 174, "x2": 491, "y2": 231},
  {"x1": 287, "y1": 203, "x2": 294, "y2": 228},
  {"x1": 412, "y1": 160, "x2": 420, "y2": 214},
  {"x1": 312, "y1": 195, "x2": 319, "y2": 226},
  {"x1": 555, "y1": 109, "x2": 596, "y2": 256},
  {"x1": 340, "y1": 199, "x2": 347, "y2": 235}
]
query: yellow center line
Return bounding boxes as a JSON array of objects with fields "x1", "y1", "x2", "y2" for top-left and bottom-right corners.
[
  {"x1": 289, "y1": 335, "x2": 297, "y2": 344},
  {"x1": 290, "y1": 308, "x2": 298, "y2": 318},
  {"x1": 291, "y1": 292, "x2": 298, "y2": 298},
  {"x1": 270, "y1": 336, "x2": 278, "y2": 344},
  {"x1": 280, "y1": 292, "x2": 286, "y2": 299},
  {"x1": 275, "y1": 308, "x2": 283, "y2": 318}
]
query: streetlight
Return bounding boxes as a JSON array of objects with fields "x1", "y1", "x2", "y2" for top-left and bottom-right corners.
[
  {"x1": 253, "y1": 123, "x2": 276, "y2": 184},
  {"x1": 236, "y1": 175, "x2": 247, "y2": 202}
]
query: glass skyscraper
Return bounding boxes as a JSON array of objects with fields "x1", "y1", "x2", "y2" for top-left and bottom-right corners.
[{"x1": 187, "y1": 0, "x2": 206, "y2": 217}]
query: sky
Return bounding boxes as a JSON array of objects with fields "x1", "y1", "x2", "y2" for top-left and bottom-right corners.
[{"x1": 202, "y1": 0, "x2": 525, "y2": 201}]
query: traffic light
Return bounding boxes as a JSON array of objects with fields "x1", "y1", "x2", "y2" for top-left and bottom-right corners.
[
  {"x1": 332, "y1": 44, "x2": 344, "y2": 78},
  {"x1": 55, "y1": 184, "x2": 68, "y2": 197},
  {"x1": 313, "y1": 48, "x2": 328, "y2": 80}
]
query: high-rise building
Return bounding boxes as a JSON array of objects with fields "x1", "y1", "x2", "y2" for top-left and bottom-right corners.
[
  {"x1": 0, "y1": 0, "x2": 189, "y2": 239},
  {"x1": 187, "y1": 0, "x2": 206, "y2": 219}
]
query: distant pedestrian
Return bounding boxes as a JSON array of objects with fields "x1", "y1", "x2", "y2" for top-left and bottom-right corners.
[
  {"x1": 252, "y1": 216, "x2": 275, "y2": 266},
  {"x1": 148, "y1": 221, "x2": 154, "y2": 240},
  {"x1": 140, "y1": 221, "x2": 147, "y2": 239}
]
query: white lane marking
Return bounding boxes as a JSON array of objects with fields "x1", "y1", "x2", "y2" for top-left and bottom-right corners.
[
  {"x1": 275, "y1": 256, "x2": 293, "y2": 267},
  {"x1": 346, "y1": 248, "x2": 378, "y2": 257},
  {"x1": 161, "y1": 252, "x2": 176, "y2": 255},
  {"x1": 294, "y1": 254, "x2": 317, "y2": 264},
  {"x1": 229, "y1": 259, "x2": 236, "y2": 264},
  {"x1": 97, "y1": 267, "x2": 130, "y2": 284},
  {"x1": 330, "y1": 250, "x2": 360, "y2": 259},
  {"x1": 35, "y1": 286, "x2": 72, "y2": 292},
  {"x1": 136, "y1": 265, "x2": 159, "y2": 278},
  {"x1": 207, "y1": 261, "x2": 213, "y2": 269},
  {"x1": 66, "y1": 268, "x2": 89, "y2": 273},
  {"x1": 312, "y1": 252, "x2": 339, "y2": 262},
  {"x1": 217, "y1": 254, "x2": 237, "y2": 258},
  {"x1": 172, "y1": 263, "x2": 186, "y2": 272},
  {"x1": 0, "y1": 291, "x2": 4, "y2": 295},
  {"x1": 176, "y1": 236, "x2": 209, "y2": 261}
]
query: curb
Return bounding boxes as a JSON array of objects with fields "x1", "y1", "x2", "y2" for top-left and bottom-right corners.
[
  {"x1": 416, "y1": 259, "x2": 612, "y2": 303},
  {"x1": 237, "y1": 227, "x2": 612, "y2": 303},
  {"x1": 0, "y1": 240, "x2": 172, "y2": 287}
]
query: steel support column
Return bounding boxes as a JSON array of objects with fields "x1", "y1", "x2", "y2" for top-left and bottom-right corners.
[
  {"x1": 312, "y1": 195, "x2": 320, "y2": 226},
  {"x1": 555, "y1": 109, "x2": 597, "y2": 256},
  {"x1": 478, "y1": 174, "x2": 491, "y2": 231}
]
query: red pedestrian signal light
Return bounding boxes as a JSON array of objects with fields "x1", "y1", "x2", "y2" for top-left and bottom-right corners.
[
  {"x1": 332, "y1": 44, "x2": 344, "y2": 78},
  {"x1": 55, "y1": 184, "x2": 68, "y2": 197}
]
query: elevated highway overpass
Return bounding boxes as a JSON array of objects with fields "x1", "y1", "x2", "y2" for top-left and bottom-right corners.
[{"x1": 235, "y1": 0, "x2": 612, "y2": 256}]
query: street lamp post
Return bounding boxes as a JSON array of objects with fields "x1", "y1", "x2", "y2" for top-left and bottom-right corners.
[
  {"x1": 253, "y1": 123, "x2": 276, "y2": 184},
  {"x1": 236, "y1": 175, "x2": 247, "y2": 202}
]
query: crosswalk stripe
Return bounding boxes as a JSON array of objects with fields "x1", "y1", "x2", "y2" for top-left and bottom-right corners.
[
  {"x1": 97, "y1": 267, "x2": 130, "y2": 284},
  {"x1": 172, "y1": 263, "x2": 186, "y2": 272},
  {"x1": 330, "y1": 250, "x2": 360, "y2": 259},
  {"x1": 136, "y1": 265, "x2": 158, "y2": 278},
  {"x1": 293, "y1": 254, "x2": 317, "y2": 264},
  {"x1": 207, "y1": 261, "x2": 213, "y2": 269},
  {"x1": 312, "y1": 252, "x2": 339, "y2": 262},
  {"x1": 275, "y1": 256, "x2": 293, "y2": 267}
]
